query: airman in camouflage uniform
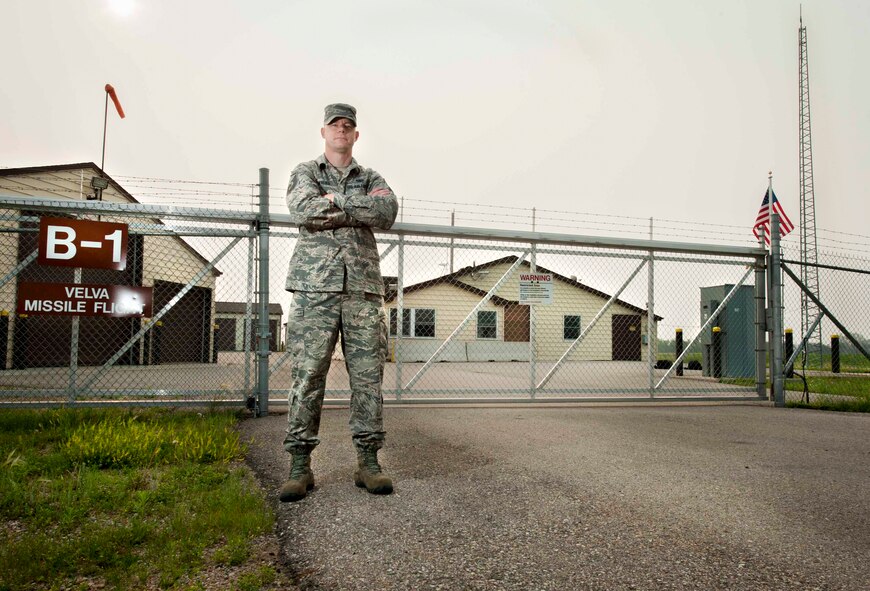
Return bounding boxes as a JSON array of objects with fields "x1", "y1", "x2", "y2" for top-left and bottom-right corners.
[{"x1": 280, "y1": 103, "x2": 399, "y2": 502}]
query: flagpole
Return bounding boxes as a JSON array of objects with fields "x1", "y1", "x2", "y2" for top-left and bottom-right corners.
[{"x1": 767, "y1": 171, "x2": 773, "y2": 250}]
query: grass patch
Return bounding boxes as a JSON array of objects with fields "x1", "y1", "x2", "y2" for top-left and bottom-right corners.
[
  {"x1": 795, "y1": 352, "x2": 870, "y2": 374},
  {"x1": 237, "y1": 566, "x2": 278, "y2": 591},
  {"x1": 784, "y1": 375, "x2": 870, "y2": 412},
  {"x1": 0, "y1": 408, "x2": 277, "y2": 590},
  {"x1": 65, "y1": 414, "x2": 244, "y2": 468},
  {"x1": 788, "y1": 375, "x2": 870, "y2": 397},
  {"x1": 787, "y1": 395, "x2": 870, "y2": 412},
  {"x1": 723, "y1": 375, "x2": 870, "y2": 412}
]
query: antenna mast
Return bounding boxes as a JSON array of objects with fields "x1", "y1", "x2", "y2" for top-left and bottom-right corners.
[{"x1": 798, "y1": 9, "x2": 822, "y2": 366}]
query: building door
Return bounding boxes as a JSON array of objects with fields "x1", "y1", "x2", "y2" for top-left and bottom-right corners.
[
  {"x1": 152, "y1": 280, "x2": 212, "y2": 363},
  {"x1": 215, "y1": 318, "x2": 237, "y2": 351},
  {"x1": 504, "y1": 304, "x2": 530, "y2": 342},
  {"x1": 611, "y1": 314, "x2": 641, "y2": 361}
]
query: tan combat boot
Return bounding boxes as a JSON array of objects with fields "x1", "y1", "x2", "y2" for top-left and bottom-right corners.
[
  {"x1": 354, "y1": 449, "x2": 393, "y2": 495},
  {"x1": 279, "y1": 453, "x2": 314, "y2": 502}
]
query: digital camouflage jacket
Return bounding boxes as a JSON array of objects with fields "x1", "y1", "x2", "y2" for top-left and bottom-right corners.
[{"x1": 285, "y1": 154, "x2": 399, "y2": 295}]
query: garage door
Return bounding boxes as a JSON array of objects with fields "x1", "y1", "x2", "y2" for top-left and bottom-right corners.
[
  {"x1": 215, "y1": 318, "x2": 237, "y2": 351},
  {"x1": 152, "y1": 280, "x2": 212, "y2": 363}
]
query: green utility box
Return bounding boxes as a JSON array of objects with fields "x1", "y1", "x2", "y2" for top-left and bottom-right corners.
[{"x1": 700, "y1": 285, "x2": 756, "y2": 378}]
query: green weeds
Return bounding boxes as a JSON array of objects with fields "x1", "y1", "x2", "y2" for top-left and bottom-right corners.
[
  {"x1": 796, "y1": 352, "x2": 870, "y2": 374},
  {"x1": 784, "y1": 375, "x2": 870, "y2": 412},
  {"x1": 236, "y1": 566, "x2": 278, "y2": 591},
  {"x1": 65, "y1": 414, "x2": 244, "y2": 468},
  {"x1": 724, "y1": 375, "x2": 870, "y2": 412},
  {"x1": 0, "y1": 408, "x2": 277, "y2": 591}
]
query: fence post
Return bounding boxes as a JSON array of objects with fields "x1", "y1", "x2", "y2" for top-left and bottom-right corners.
[
  {"x1": 755, "y1": 249, "x2": 767, "y2": 398},
  {"x1": 256, "y1": 168, "x2": 270, "y2": 416},
  {"x1": 647, "y1": 218, "x2": 655, "y2": 397},
  {"x1": 212, "y1": 323, "x2": 219, "y2": 364},
  {"x1": 395, "y1": 235, "x2": 404, "y2": 401},
  {"x1": 69, "y1": 267, "x2": 82, "y2": 404},
  {"x1": 831, "y1": 335, "x2": 840, "y2": 374},
  {"x1": 675, "y1": 328, "x2": 683, "y2": 377},
  {"x1": 712, "y1": 326, "x2": 722, "y2": 378},
  {"x1": 769, "y1": 214, "x2": 785, "y2": 407},
  {"x1": 153, "y1": 321, "x2": 162, "y2": 365},
  {"x1": 0, "y1": 311, "x2": 7, "y2": 370},
  {"x1": 529, "y1": 242, "x2": 537, "y2": 399},
  {"x1": 784, "y1": 329, "x2": 794, "y2": 377},
  {"x1": 243, "y1": 233, "x2": 256, "y2": 396}
]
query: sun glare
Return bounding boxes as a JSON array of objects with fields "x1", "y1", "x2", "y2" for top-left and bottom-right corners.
[{"x1": 108, "y1": 0, "x2": 136, "y2": 18}]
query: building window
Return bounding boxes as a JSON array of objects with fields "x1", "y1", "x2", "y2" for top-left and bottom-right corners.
[
  {"x1": 414, "y1": 308, "x2": 435, "y2": 337},
  {"x1": 389, "y1": 308, "x2": 435, "y2": 338},
  {"x1": 477, "y1": 310, "x2": 497, "y2": 339},
  {"x1": 564, "y1": 315, "x2": 581, "y2": 340},
  {"x1": 389, "y1": 308, "x2": 410, "y2": 337},
  {"x1": 401, "y1": 308, "x2": 412, "y2": 337}
]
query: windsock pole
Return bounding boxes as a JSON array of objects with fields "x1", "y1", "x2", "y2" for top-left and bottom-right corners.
[
  {"x1": 101, "y1": 84, "x2": 125, "y2": 173},
  {"x1": 101, "y1": 89, "x2": 109, "y2": 172}
]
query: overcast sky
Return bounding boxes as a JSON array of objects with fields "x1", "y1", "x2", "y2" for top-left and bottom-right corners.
[{"x1": 2, "y1": 0, "x2": 869, "y2": 247}]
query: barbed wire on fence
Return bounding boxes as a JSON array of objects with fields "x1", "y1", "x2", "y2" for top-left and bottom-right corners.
[{"x1": 7, "y1": 173, "x2": 870, "y2": 259}]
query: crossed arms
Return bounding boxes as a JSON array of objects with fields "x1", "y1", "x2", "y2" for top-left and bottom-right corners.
[{"x1": 286, "y1": 164, "x2": 398, "y2": 232}]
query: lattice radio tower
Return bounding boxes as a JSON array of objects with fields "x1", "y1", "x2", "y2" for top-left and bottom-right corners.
[{"x1": 798, "y1": 10, "x2": 822, "y2": 366}]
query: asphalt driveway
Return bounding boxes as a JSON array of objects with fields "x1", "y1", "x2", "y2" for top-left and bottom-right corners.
[{"x1": 240, "y1": 404, "x2": 870, "y2": 590}]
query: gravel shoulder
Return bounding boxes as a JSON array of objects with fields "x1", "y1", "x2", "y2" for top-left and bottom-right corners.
[{"x1": 240, "y1": 405, "x2": 870, "y2": 590}]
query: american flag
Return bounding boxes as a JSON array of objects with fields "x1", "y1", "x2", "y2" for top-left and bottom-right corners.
[{"x1": 753, "y1": 188, "x2": 794, "y2": 245}]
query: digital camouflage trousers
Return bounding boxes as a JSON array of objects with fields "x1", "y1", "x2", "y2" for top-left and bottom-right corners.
[{"x1": 283, "y1": 291, "x2": 387, "y2": 454}]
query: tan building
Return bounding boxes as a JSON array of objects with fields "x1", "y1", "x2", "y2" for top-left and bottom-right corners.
[
  {"x1": 385, "y1": 256, "x2": 660, "y2": 363},
  {"x1": 215, "y1": 302, "x2": 283, "y2": 352},
  {"x1": 0, "y1": 163, "x2": 220, "y2": 368}
]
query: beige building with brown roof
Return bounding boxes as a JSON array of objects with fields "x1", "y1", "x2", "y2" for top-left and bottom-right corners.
[{"x1": 385, "y1": 256, "x2": 660, "y2": 363}]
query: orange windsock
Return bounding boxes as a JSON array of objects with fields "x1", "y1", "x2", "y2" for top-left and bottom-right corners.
[{"x1": 105, "y1": 84, "x2": 125, "y2": 119}]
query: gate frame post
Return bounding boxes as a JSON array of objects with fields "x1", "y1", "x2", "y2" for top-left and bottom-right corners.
[
  {"x1": 754, "y1": 247, "x2": 767, "y2": 398},
  {"x1": 256, "y1": 168, "x2": 270, "y2": 416},
  {"x1": 769, "y1": 214, "x2": 785, "y2": 407}
]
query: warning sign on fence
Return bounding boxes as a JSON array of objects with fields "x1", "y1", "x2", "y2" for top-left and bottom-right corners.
[{"x1": 518, "y1": 273, "x2": 553, "y2": 305}]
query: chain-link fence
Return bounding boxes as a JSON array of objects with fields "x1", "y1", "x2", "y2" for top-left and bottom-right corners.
[
  {"x1": 0, "y1": 192, "x2": 263, "y2": 407},
  {"x1": 16, "y1": 175, "x2": 862, "y2": 408},
  {"x1": 779, "y1": 243, "x2": 870, "y2": 406}
]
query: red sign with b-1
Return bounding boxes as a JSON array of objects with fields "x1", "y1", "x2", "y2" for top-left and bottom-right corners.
[
  {"x1": 17, "y1": 217, "x2": 153, "y2": 318},
  {"x1": 38, "y1": 216, "x2": 128, "y2": 271}
]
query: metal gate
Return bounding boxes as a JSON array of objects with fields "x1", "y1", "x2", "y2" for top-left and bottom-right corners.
[{"x1": 2, "y1": 169, "x2": 798, "y2": 410}]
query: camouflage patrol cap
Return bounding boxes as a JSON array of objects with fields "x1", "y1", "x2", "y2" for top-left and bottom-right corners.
[{"x1": 324, "y1": 103, "x2": 357, "y2": 126}]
